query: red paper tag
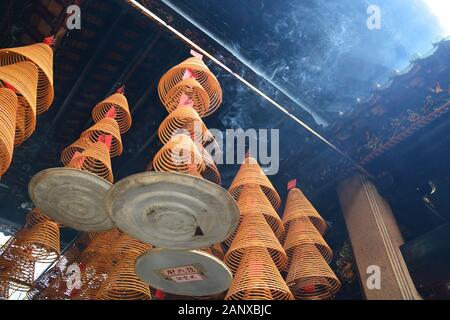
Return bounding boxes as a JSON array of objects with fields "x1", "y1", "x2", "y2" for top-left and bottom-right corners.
[
  {"x1": 304, "y1": 284, "x2": 316, "y2": 294},
  {"x1": 178, "y1": 93, "x2": 193, "y2": 107},
  {"x1": 116, "y1": 85, "x2": 125, "y2": 94},
  {"x1": 43, "y1": 35, "x2": 55, "y2": 46},
  {"x1": 2, "y1": 80, "x2": 17, "y2": 93},
  {"x1": 105, "y1": 106, "x2": 116, "y2": 119},
  {"x1": 287, "y1": 179, "x2": 297, "y2": 191},
  {"x1": 182, "y1": 68, "x2": 196, "y2": 80},
  {"x1": 71, "y1": 151, "x2": 85, "y2": 168},
  {"x1": 98, "y1": 135, "x2": 112, "y2": 150},
  {"x1": 155, "y1": 290, "x2": 165, "y2": 300}
]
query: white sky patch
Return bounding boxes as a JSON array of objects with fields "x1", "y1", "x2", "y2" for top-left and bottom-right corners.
[
  {"x1": 423, "y1": 0, "x2": 450, "y2": 36},
  {"x1": 0, "y1": 233, "x2": 10, "y2": 246}
]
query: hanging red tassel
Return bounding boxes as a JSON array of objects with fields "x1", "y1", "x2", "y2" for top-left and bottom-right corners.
[{"x1": 116, "y1": 85, "x2": 126, "y2": 95}]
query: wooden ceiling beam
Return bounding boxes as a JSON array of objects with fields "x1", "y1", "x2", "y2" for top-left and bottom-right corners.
[
  {"x1": 47, "y1": 9, "x2": 127, "y2": 132},
  {"x1": 80, "y1": 30, "x2": 164, "y2": 131}
]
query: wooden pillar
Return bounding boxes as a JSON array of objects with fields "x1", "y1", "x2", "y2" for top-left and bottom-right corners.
[{"x1": 337, "y1": 174, "x2": 421, "y2": 300}]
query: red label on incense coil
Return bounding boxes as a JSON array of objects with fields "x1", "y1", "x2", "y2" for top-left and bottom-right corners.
[
  {"x1": 287, "y1": 179, "x2": 297, "y2": 191},
  {"x1": 105, "y1": 106, "x2": 117, "y2": 119},
  {"x1": 1, "y1": 80, "x2": 17, "y2": 93},
  {"x1": 98, "y1": 134, "x2": 113, "y2": 150},
  {"x1": 182, "y1": 68, "x2": 196, "y2": 80},
  {"x1": 178, "y1": 93, "x2": 193, "y2": 107},
  {"x1": 250, "y1": 260, "x2": 264, "y2": 276},
  {"x1": 304, "y1": 283, "x2": 316, "y2": 294},
  {"x1": 71, "y1": 151, "x2": 85, "y2": 168},
  {"x1": 43, "y1": 35, "x2": 55, "y2": 46},
  {"x1": 116, "y1": 85, "x2": 125, "y2": 94},
  {"x1": 155, "y1": 290, "x2": 165, "y2": 300}
]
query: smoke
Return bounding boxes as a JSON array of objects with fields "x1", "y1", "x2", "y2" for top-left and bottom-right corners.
[{"x1": 164, "y1": 0, "x2": 443, "y2": 123}]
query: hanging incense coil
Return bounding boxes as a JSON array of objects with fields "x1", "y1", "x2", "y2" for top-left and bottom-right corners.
[
  {"x1": 0, "y1": 43, "x2": 54, "y2": 114},
  {"x1": 80, "y1": 118, "x2": 123, "y2": 157},
  {"x1": 92, "y1": 93, "x2": 132, "y2": 134},
  {"x1": 20, "y1": 221, "x2": 60, "y2": 263},
  {"x1": 75, "y1": 255, "x2": 113, "y2": 300},
  {"x1": 0, "y1": 61, "x2": 39, "y2": 142},
  {"x1": 66, "y1": 142, "x2": 114, "y2": 183},
  {"x1": 283, "y1": 218, "x2": 333, "y2": 264},
  {"x1": 14, "y1": 104, "x2": 25, "y2": 146},
  {"x1": 286, "y1": 244, "x2": 341, "y2": 300},
  {"x1": 238, "y1": 185, "x2": 284, "y2": 236},
  {"x1": 229, "y1": 157, "x2": 281, "y2": 210},
  {"x1": 158, "y1": 57, "x2": 222, "y2": 116},
  {"x1": 160, "y1": 78, "x2": 211, "y2": 117},
  {"x1": 225, "y1": 185, "x2": 284, "y2": 246},
  {"x1": 80, "y1": 228, "x2": 122, "y2": 262},
  {"x1": 152, "y1": 134, "x2": 206, "y2": 174},
  {"x1": 0, "y1": 88, "x2": 17, "y2": 176},
  {"x1": 282, "y1": 188, "x2": 328, "y2": 235},
  {"x1": 96, "y1": 232, "x2": 152, "y2": 301},
  {"x1": 200, "y1": 146, "x2": 221, "y2": 185},
  {"x1": 0, "y1": 247, "x2": 36, "y2": 292},
  {"x1": 26, "y1": 208, "x2": 62, "y2": 227},
  {"x1": 110, "y1": 234, "x2": 153, "y2": 264},
  {"x1": 60, "y1": 138, "x2": 92, "y2": 166},
  {"x1": 33, "y1": 283, "x2": 68, "y2": 300},
  {"x1": 225, "y1": 247, "x2": 293, "y2": 300},
  {"x1": 18, "y1": 95, "x2": 36, "y2": 141},
  {"x1": 96, "y1": 257, "x2": 152, "y2": 300},
  {"x1": 158, "y1": 105, "x2": 215, "y2": 145},
  {"x1": 224, "y1": 212, "x2": 287, "y2": 274}
]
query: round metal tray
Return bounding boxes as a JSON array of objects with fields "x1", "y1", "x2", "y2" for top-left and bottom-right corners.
[
  {"x1": 28, "y1": 168, "x2": 114, "y2": 232},
  {"x1": 105, "y1": 171, "x2": 239, "y2": 250}
]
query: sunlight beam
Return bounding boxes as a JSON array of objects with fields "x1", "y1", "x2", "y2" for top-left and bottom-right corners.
[{"x1": 424, "y1": 0, "x2": 450, "y2": 37}]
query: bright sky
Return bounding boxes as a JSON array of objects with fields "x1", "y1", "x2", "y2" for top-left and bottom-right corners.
[
  {"x1": 424, "y1": 0, "x2": 450, "y2": 36},
  {"x1": 0, "y1": 232, "x2": 52, "y2": 300}
]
